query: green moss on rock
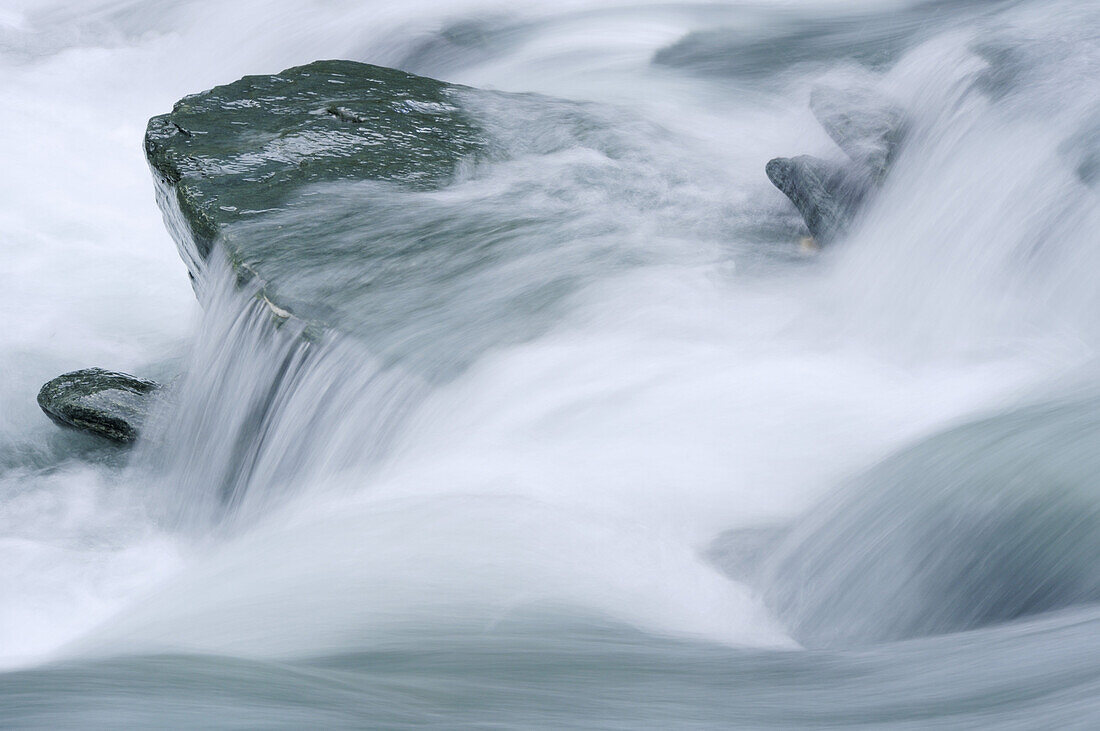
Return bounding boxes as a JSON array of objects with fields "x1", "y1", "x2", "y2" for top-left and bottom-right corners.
[{"x1": 144, "y1": 60, "x2": 487, "y2": 327}]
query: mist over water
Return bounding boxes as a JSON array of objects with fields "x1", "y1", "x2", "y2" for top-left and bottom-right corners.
[{"x1": 2, "y1": 0, "x2": 1100, "y2": 726}]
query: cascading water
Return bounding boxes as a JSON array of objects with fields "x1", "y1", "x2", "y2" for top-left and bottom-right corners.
[{"x1": 2, "y1": 0, "x2": 1100, "y2": 726}]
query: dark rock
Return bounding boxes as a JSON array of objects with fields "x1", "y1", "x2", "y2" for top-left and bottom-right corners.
[
  {"x1": 144, "y1": 60, "x2": 487, "y2": 297},
  {"x1": 765, "y1": 155, "x2": 868, "y2": 243},
  {"x1": 144, "y1": 60, "x2": 498, "y2": 354},
  {"x1": 144, "y1": 60, "x2": 658, "y2": 370},
  {"x1": 766, "y1": 85, "x2": 906, "y2": 244},
  {"x1": 37, "y1": 368, "x2": 160, "y2": 444}
]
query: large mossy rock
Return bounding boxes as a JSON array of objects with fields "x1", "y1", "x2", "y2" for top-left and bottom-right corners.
[
  {"x1": 147, "y1": 60, "x2": 797, "y2": 368},
  {"x1": 37, "y1": 369, "x2": 160, "y2": 444},
  {"x1": 144, "y1": 60, "x2": 487, "y2": 314},
  {"x1": 144, "y1": 60, "x2": 623, "y2": 367}
]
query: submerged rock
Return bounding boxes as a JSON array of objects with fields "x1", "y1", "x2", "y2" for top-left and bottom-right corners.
[
  {"x1": 1060, "y1": 115, "x2": 1100, "y2": 189},
  {"x1": 652, "y1": 20, "x2": 910, "y2": 79},
  {"x1": 37, "y1": 368, "x2": 160, "y2": 444},
  {"x1": 395, "y1": 17, "x2": 519, "y2": 77},
  {"x1": 759, "y1": 394, "x2": 1100, "y2": 647},
  {"x1": 766, "y1": 85, "x2": 905, "y2": 245},
  {"x1": 651, "y1": 0, "x2": 1007, "y2": 80},
  {"x1": 707, "y1": 525, "x2": 790, "y2": 584},
  {"x1": 809, "y1": 85, "x2": 905, "y2": 182}
]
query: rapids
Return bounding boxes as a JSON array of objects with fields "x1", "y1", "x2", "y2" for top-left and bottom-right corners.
[{"x1": 2, "y1": 0, "x2": 1099, "y2": 726}]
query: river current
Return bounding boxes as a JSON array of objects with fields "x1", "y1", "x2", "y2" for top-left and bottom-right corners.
[{"x1": 2, "y1": 0, "x2": 1099, "y2": 727}]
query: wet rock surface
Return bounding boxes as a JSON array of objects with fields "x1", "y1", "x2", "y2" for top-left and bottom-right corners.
[
  {"x1": 144, "y1": 59, "x2": 718, "y2": 370},
  {"x1": 144, "y1": 60, "x2": 487, "y2": 301},
  {"x1": 37, "y1": 368, "x2": 160, "y2": 444},
  {"x1": 765, "y1": 155, "x2": 866, "y2": 243},
  {"x1": 766, "y1": 85, "x2": 906, "y2": 245}
]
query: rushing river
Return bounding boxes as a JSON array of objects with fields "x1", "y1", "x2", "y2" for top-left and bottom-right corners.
[{"x1": 2, "y1": 0, "x2": 1100, "y2": 727}]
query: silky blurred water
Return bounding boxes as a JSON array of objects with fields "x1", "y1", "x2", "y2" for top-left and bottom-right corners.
[{"x1": 2, "y1": 0, "x2": 1099, "y2": 726}]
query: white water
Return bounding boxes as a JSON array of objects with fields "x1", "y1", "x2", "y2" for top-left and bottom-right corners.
[{"x1": 2, "y1": 1, "x2": 1099, "y2": 719}]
